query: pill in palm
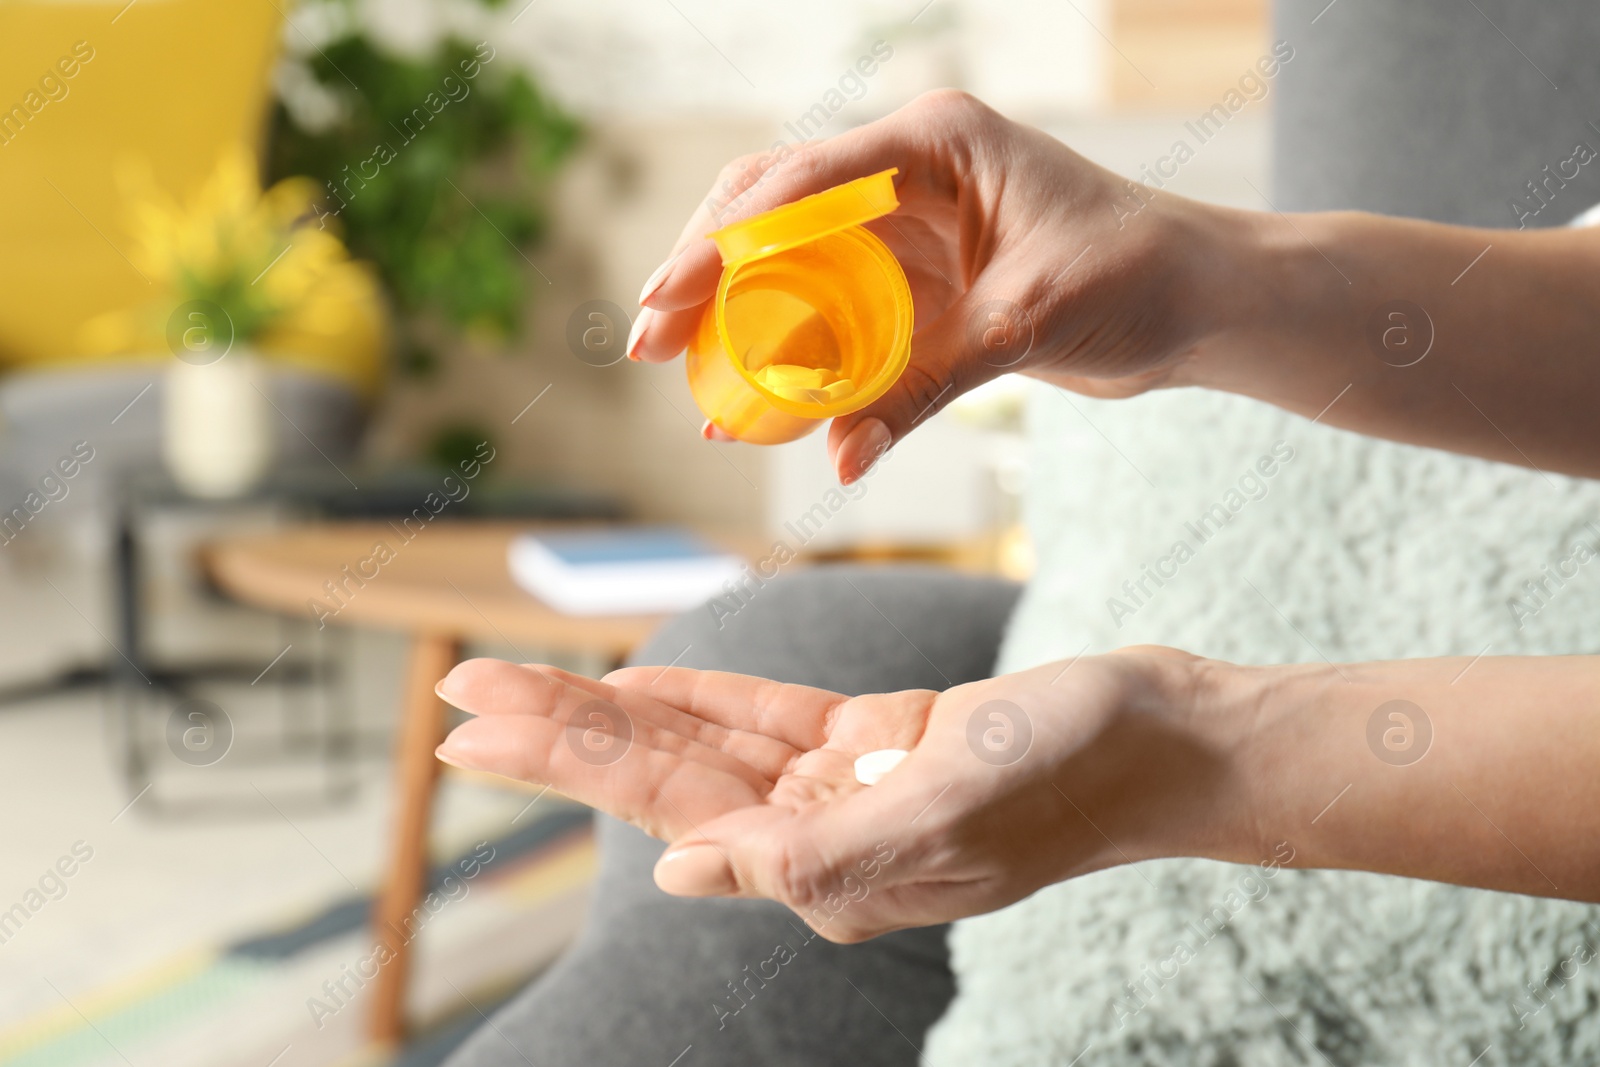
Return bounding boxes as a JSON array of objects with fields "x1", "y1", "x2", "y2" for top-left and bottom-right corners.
[{"x1": 853, "y1": 748, "x2": 909, "y2": 786}]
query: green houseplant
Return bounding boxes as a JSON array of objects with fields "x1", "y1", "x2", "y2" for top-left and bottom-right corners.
[
  {"x1": 267, "y1": 5, "x2": 580, "y2": 461},
  {"x1": 269, "y1": 27, "x2": 578, "y2": 341}
]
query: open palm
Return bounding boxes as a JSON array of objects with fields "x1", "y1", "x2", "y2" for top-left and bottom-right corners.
[
  {"x1": 436, "y1": 658, "x2": 935, "y2": 855},
  {"x1": 435, "y1": 649, "x2": 1217, "y2": 941}
]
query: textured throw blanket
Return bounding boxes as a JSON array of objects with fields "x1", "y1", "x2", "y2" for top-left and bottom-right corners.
[{"x1": 923, "y1": 385, "x2": 1600, "y2": 1066}]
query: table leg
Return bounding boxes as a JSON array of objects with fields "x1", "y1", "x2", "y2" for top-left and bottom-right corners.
[{"x1": 369, "y1": 631, "x2": 461, "y2": 1046}]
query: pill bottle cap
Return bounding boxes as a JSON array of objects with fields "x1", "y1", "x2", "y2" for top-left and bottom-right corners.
[{"x1": 709, "y1": 168, "x2": 901, "y2": 265}]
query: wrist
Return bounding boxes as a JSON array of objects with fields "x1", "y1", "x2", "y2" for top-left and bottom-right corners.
[
  {"x1": 1148, "y1": 653, "x2": 1296, "y2": 867},
  {"x1": 1155, "y1": 201, "x2": 1265, "y2": 391},
  {"x1": 1165, "y1": 203, "x2": 1353, "y2": 408}
]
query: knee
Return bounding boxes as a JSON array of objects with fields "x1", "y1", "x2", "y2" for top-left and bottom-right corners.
[
  {"x1": 629, "y1": 566, "x2": 847, "y2": 670},
  {"x1": 627, "y1": 564, "x2": 1021, "y2": 692}
]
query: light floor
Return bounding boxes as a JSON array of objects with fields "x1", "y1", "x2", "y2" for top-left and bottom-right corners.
[{"x1": 0, "y1": 678, "x2": 580, "y2": 1067}]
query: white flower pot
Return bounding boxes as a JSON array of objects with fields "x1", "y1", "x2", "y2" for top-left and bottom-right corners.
[{"x1": 162, "y1": 349, "x2": 275, "y2": 499}]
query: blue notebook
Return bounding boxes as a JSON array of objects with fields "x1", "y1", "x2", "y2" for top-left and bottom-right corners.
[{"x1": 508, "y1": 527, "x2": 746, "y2": 615}]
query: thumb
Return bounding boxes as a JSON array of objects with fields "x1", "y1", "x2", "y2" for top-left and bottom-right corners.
[
  {"x1": 652, "y1": 799, "x2": 906, "y2": 941},
  {"x1": 828, "y1": 288, "x2": 1031, "y2": 483},
  {"x1": 644, "y1": 121, "x2": 926, "y2": 316}
]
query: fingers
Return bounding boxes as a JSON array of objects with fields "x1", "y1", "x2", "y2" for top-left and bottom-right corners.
[
  {"x1": 644, "y1": 130, "x2": 919, "y2": 309},
  {"x1": 639, "y1": 243, "x2": 723, "y2": 314},
  {"x1": 826, "y1": 288, "x2": 1009, "y2": 483},
  {"x1": 655, "y1": 784, "x2": 890, "y2": 892},
  {"x1": 626, "y1": 160, "x2": 768, "y2": 364},
  {"x1": 632, "y1": 99, "x2": 955, "y2": 366},
  {"x1": 652, "y1": 763, "x2": 960, "y2": 940},
  {"x1": 437, "y1": 710, "x2": 770, "y2": 840},
  {"x1": 630, "y1": 153, "x2": 790, "y2": 355},
  {"x1": 439, "y1": 658, "x2": 803, "y2": 779},
  {"x1": 627, "y1": 299, "x2": 707, "y2": 363},
  {"x1": 647, "y1": 158, "x2": 774, "y2": 306},
  {"x1": 603, "y1": 665, "x2": 844, "y2": 751},
  {"x1": 433, "y1": 658, "x2": 582, "y2": 716},
  {"x1": 435, "y1": 660, "x2": 794, "y2": 839}
]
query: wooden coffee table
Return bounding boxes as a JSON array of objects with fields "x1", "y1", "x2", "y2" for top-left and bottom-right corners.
[{"x1": 201, "y1": 520, "x2": 754, "y2": 1046}]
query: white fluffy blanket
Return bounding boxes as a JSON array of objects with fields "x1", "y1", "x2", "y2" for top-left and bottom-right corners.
[{"x1": 923, "y1": 385, "x2": 1600, "y2": 1066}]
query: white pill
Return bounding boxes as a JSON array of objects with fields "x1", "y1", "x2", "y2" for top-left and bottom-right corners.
[{"x1": 853, "y1": 748, "x2": 910, "y2": 786}]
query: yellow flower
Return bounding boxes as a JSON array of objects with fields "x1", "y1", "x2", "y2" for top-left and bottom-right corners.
[{"x1": 82, "y1": 147, "x2": 389, "y2": 396}]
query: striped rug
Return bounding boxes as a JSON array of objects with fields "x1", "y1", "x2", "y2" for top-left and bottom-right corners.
[{"x1": 0, "y1": 805, "x2": 597, "y2": 1067}]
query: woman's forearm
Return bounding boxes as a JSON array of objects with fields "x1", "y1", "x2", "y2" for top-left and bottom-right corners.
[
  {"x1": 1182, "y1": 208, "x2": 1600, "y2": 478},
  {"x1": 1191, "y1": 654, "x2": 1600, "y2": 900}
]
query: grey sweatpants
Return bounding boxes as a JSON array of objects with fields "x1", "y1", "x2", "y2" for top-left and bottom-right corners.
[{"x1": 445, "y1": 565, "x2": 1021, "y2": 1067}]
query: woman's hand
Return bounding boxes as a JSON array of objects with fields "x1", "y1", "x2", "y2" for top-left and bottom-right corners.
[
  {"x1": 433, "y1": 648, "x2": 1252, "y2": 941},
  {"x1": 435, "y1": 643, "x2": 1600, "y2": 936},
  {"x1": 630, "y1": 89, "x2": 1237, "y2": 483}
]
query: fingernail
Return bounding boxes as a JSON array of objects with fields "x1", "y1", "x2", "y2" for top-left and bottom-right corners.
[
  {"x1": 838, "y1": 418, "x2": 892, "y2": 484},
  {"x1": 654, "y1": 844, "x2": 737, "y2": 897},
  {"x1": 701, "y1": 420, "x2": 736, "y2": 442},
  {"x1": 638, "y1": 251, "x2": 683, "y2": 305},
  {"x1": 435, "y1": 744, "x2": 470, "y2": 770},
  {"x1": 626, "y1": 307, "x2": 656, "y2": 361}
]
